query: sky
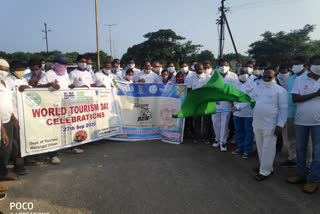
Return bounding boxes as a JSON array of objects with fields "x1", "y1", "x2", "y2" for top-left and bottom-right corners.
[{"x1": 0, "y1": 0, "x2": 319, "y2": 59}]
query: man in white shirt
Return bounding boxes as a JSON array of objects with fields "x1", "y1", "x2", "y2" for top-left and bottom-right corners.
[
  {"x1": 167, "y1": 62, "x2": 177, "y2": 84},
  {"x1": 188, "y1": 64, "x2": 210, "y2": 144},
  {"x1": 212, "y1": 59, "x2": 238, "y2": 152},
  {"x1": 114, "y1": 58, "x2": 123, "y2": 72},
  {"x1": 5, "y1": 61, "x2": 30, "y2": 175},
  {"x1": 203, "y1": 60, "x2": 214, "y2": 77},
  {"x1": 69, "y1": 55, "x2": 93, "y2": 88},
  {"x1": 122, "y1": 58, "x2": 141, "y2": 80},
  {"x1": 152, "y1": 61, "x2": 162, "y2": 76},
  {"x1": 110, "y1": 60, "x2": 124, "y2": 81},
  {"x1": 0, "y1": 58, "x2": 19, "y2": 181},
  {"x1": 24, "y1": 59, "x2": 44, "y2": 87},
  {"x1": 231, "y1": 67, "x2": 255, "y2": 159},
  {"x1": 40, "y1": 59, "x2": 47, "y2": 73},
  {"x1": 287, "y1": 55, "x2": 320, "y2": 193},
  {"x1": 251, "y1": 68, "x2": 288, "y2": 181},
  {"x1": 277, "y1": 67, "x2": 290, "y2": 88},
  {"x1": 137, "y1": 61, "x2": 161, "y2": 84},
  {"x1": 180, "y1": 61, "x2": 194, "y2": 86},
  {"x1": 95, "y1": 61, "x2": 114, "y2": 89},
  {"x1": 38, "y1": 55, "x2": 77, "y2": 164},
  {"x1": 280, "y1": 56, "x2": 312, "y2": 168},
  {"x1": 86, "y1": 58, "x2": 95, "y2": 79}
]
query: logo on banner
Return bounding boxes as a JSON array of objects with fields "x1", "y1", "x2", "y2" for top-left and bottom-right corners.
[
  {"x1": 25, "y1": 92, "x2": 41, "y2": 107},
  {"x1": 149, "y1": 85, "x2": 158, "y2": 94}
]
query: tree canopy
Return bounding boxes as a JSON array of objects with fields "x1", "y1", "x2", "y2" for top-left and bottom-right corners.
[
  {"x1": 248, "y1": 24, "x2": 320, "y2": 65},
  {"x1": 0, "y1": 50, "x2": 111, "y2": 69},
  {"x1": 120, "y1": 29, "x2": 204, "y2": 68}
]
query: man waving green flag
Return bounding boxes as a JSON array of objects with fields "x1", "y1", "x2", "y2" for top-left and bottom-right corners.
[{"x1": 173, "y1": 70, "x2": 255, "y2": 118}]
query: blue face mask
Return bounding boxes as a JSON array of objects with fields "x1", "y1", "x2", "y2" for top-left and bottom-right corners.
[
  {"x1": 111, "y1": 68, "x2": 118, "y2": 74},
  {"x1": 162, "y1": 75, "x2": 168, "y2": 81}
]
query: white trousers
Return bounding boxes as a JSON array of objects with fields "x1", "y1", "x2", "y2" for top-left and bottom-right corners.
[
  {"x1": 254, "y1": 129, "x2": 277, "y2": 176},
  {"x1": 212, "y1": 112, "x2": 231, "y2": 144}
]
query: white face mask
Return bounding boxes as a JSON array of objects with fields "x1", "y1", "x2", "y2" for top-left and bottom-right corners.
[
  {"x1": 292, "y1": 64, "x2": 304, "y2": 74},
  {"x1": 247, "y1": 67, "x2": 253, "y2": 75},
  {"x1": 153, "y1": 68, "x2": 160, "y2": 74},
  {"x1": 205, "y1": 68, "x2": 212, "y2": 74},
  {"x1": 159, "y1": 68, "x2": 163, "y2": 73},
  {"x1": 167, "y1": 67, "x2": 175, "y2": 73},
  {"x1": 239, "y1": 74, "x2": 249, "y2": 82},
  {"x1": 181, "y1": 67, "x2": 189, "y2": 73},
  {"x1": 278, "y1": 72, "x2": 290, "y2": 81},
  {"x1": 310, "y1": 65, "x2": 320, "y2": 76},
  {"x1": 144, "y1": 69, "x2": 151, "y2": 74},
  {"x1": 219, "y1": 66, "x2": 229, "y2": 74},
  {"x1": 260, "y1": 70, "x2": 264, "y2": 76},
  {"x1": 103, "y1": 68, "x2": 111, "y2": 74},
  {"x1": 0, "y1": 70, "x2": 9, "y2": 80},
  {"x1": 127, "y1": 64, "x2": 135, "y2": 69},
  {"x1": 41, "y1": 64, "x2": 46, "y2": 69},
  {"x1": 86, "y1": 65, "x2": 92, "y2": 71},
  {"x1": 263, "y1": 80, "x2": 276, "y2": 88},
  {"x1": 253, "y1": 70, "x2": 261, "y2": 76},
  {"x1": 78, "y1": 62, "x2": 87, "y2": 69}
]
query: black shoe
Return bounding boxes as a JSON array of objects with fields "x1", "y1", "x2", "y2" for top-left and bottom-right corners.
[
  {"x1": 14, "y1": 168, "x2": 29, "y2": 176},
  {"x1": 252, "y1": 166, "x2": 260, "y2": 173},
  {"x1": 255, "y1": 173, "x2": 269, "y2": 181},
  {"x1": 0, "y1": 193, "x2": 6, "y2": 200},
  {"x1": 280, "y1": 160, "x2": 296, "y2": 168}
]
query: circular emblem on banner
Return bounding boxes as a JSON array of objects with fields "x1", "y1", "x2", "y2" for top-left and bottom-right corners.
[
  {"x1": 149, "y1": 85, "x2": 158, "y2": 94},
  {"x1": 25, "y1": 92, "x2": 41, "y2": 107}
]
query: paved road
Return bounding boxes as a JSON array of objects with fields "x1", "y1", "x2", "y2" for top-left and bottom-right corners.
[{"x1": 0, "y1": 139, "x2": 319, "y2": 214}]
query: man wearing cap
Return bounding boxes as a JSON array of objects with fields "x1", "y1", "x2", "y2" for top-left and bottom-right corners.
[
  {"x1": 38, "y1": 54, "x2": 75, "y2": 164},
  {"x1": 0, "y1": 58, "x2": 19, "y2": 181}
]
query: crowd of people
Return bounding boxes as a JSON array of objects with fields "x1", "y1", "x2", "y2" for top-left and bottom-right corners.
[{"x1": 0, "y1": 53, "x2": 319, "y2": 201}]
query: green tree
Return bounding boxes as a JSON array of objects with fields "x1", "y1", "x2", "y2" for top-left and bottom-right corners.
[
  {"x1": 121, "y1": 29, "x2": 201, "y2": 68},
  {"x1": 248, "y1": 24, "x2": 318, "y2": 65},
  {"x1": 223, "y1": 53, "x2": 250, "y2": 65}
]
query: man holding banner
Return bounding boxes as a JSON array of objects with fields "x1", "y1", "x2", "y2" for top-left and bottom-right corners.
[{"x1": 37, "y1": 54, "x2": 75, "y2": 164}]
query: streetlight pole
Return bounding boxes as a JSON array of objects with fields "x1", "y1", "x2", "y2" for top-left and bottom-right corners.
[
  {"x1": 95, "y1": 0, "x2": 100, "y2": 70},
  {"x1": 42, "y1": 23, "x2": 51, "y2": 53},
  {"x1": 105, "y1": 24, "x2": 117, "y2": 60}
]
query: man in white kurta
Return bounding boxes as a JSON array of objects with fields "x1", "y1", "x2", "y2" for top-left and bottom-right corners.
[
  {"x1": 251, "y1": 68, "x2": 288, "y2": 181},
  {"x1": 212, "y1": 60, "x2": 238, "y2": 151}
]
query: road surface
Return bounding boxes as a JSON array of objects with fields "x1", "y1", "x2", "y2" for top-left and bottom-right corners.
[{"x1": 0, "y1": 139, "x2": 319, "y2": 214}]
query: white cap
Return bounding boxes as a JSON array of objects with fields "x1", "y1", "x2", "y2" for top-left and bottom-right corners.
[{"x1": 0, "y1": 59, "x2": 9, "y2": 68}]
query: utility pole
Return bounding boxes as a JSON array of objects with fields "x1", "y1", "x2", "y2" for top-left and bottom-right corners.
[
  {"x1": 95, "y1": 0, "x2": 100, "y2": 70},
  {"x1": 42, "y1": 23, "x2": 51, "y2": 53},
  {"x1": 217, "y1": 0, "x2": 241, "y2": 63},
  {"x1": 218, "y1": 0, "x2": 225, "y2": 59},
  {"x1": 105, "y1": 24, "x2": 117, "y2": 60}
]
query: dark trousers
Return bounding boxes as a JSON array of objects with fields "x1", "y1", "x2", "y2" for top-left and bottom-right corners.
[
  {"x1": 11, "y1": 127, "x2": 25, "y2": 170},
  {"x1": 0, "y1": 121, "x2": 13, "y2": 177},
  {"x1": 193, "y1": 115, "x2": 210, "y2": 140}
]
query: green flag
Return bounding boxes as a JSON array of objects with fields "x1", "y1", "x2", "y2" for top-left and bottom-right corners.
[{"x1": 173, "y1": 71, "x2": 256, "y2": 118}]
